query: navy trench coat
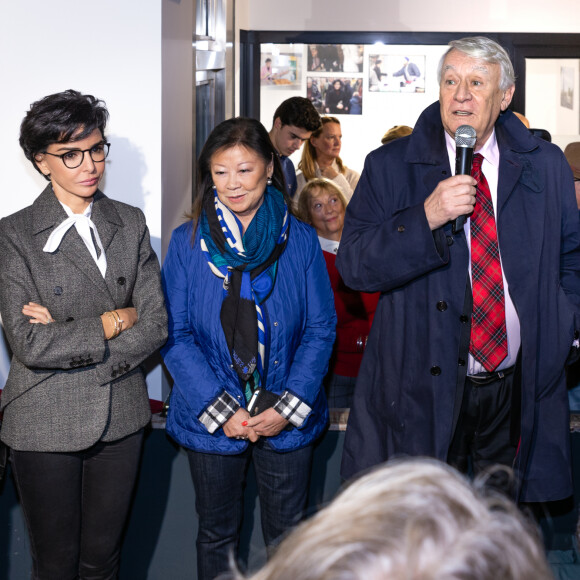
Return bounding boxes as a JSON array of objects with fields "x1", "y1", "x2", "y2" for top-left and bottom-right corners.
[{"x1": 337, "y1": 102, "x2": 580, "y2": 502}]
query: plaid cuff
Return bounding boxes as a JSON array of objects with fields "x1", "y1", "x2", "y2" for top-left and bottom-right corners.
[
  {"x1": 274, "y1": 390, "x2": 312, "y2": 428},
  {"x1": 199, "y1": 390, "x2": 241, "y2": 434}
]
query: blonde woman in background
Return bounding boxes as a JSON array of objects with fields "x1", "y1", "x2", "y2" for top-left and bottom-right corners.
[
  {"x1": 295, "y1": 117, "x2": 360, "y2": 205},
  {"x1": 297, "y1": 178, "x2": 379, "y2": 408}
]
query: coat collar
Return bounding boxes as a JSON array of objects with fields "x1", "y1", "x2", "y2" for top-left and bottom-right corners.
[
  {"x1": 31, "y1": 186, "x2": 123, "y2": 236},
  {"x1": 405, "y1": 101, "x2": 541, "y2": 164},
  {"x1": 31, "y1": 186, "x2": 124, "y2": 297},
  {"x1": 406, "y1": 102, "x2": 545, "y2": 214}
]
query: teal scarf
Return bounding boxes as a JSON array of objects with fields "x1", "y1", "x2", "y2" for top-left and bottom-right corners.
[{"x1": 200, "y1": 185, "x2": 289, "y2": 400}]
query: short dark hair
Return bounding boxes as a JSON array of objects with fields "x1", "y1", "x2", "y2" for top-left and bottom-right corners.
[
  {"x1": 20, "y1": 89, "x2": 109, "y2": 180},
  {"x1": 188, "y1": 117, "x2": 291, "y2": 228},
  {"x1": 272, "y1": 97, "x2": 321, "y2": 133}
]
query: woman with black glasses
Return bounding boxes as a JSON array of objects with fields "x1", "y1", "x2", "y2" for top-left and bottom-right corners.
[{"x1": 0, "y1": 89, "x2": 167, "y2": 579}]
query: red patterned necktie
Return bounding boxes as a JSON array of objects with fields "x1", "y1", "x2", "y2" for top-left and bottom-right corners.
[{"x1": 469, "y1": 153, "x2": 508, "y2": 372}]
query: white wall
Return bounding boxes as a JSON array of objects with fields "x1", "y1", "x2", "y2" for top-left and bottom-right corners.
[
  {"x1": 0, "y1": 0, "x2": 193, "y2": 401},
  {"x1": 241, "y1": 0, "x2": 580, "y2": 33},
  {"x1": 0, "y1": 1, "x2": 163, "y2": 227},
  {"x1": 526, "y1": 58, "x2": 580, "y2": 150}
]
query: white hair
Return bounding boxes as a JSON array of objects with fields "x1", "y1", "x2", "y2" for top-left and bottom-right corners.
[
  {"x1": 437, "y1": 36, "x2": 516, "y2": 92},
  {"x1": 236, "y1": 459, "x2": 552, "y2": 580}
]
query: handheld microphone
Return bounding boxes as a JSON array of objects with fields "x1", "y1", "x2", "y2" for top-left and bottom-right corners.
[{"x1": 452, "y1": 125, "x2": 477, "y2": 234}]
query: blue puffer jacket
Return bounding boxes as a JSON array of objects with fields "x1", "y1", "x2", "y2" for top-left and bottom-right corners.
[{"x1": 161, "y1": 216, "x2": 336, "y2": 454}]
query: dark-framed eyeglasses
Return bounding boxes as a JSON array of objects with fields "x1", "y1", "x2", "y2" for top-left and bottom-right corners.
[{"x1": 42, "y1": 142, "x2": 110, "y2": 169}]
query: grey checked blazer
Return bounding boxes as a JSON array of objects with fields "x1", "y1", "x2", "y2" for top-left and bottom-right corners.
[{"x1": 0, "y1": 186, "x2": 168, "y2": 451}]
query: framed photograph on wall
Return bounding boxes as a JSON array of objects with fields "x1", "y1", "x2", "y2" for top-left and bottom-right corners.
[
  {"x1": 308, "y1": 76, "x2": 363, "y2": 115},
  {"x1": 561, "y1": 66, "x2": 574, "y2": 110},
  {"x1": 260, "y1": 49, "x2": 302, "y2": 89},
  {"x1": 307, "y1": 44, "x2": 364, "y2": 73},
  {"x1": 369, "y1": 54, "x2": 426, "y2": 93}
]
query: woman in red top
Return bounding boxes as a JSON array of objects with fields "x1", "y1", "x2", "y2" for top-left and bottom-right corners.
[{"x1": 298, "y1": 178, "x2": 379, "y2": 407}]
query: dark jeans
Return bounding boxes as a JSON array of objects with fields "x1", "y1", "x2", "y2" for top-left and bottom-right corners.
[
  {"x1": 10, "y1": 430, "x2": 144, "y2": 580},
  {"x1": 187, "y1": 440, "x2": 314, "y2": 580}
]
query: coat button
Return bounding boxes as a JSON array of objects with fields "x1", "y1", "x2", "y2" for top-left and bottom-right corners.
[
  {"x1": 436, "y1": 301, "x2": 447, "y2": 312},
  {"x1": 460, "y1": 315, "x2": 469, "y2": 323},
  {"x1": 117, "y1": 277, "x2": 126, "y2": 286},
  {"x1": 430, "y1": 366, "x2": 441, "y2": 376},
  {"x1": 446, "y1": 236, "x2": 454, "y2": 246},
  {"x1": 273, "y1": 321, "x2": 278, "y2": 326},
  {"x1": 397, "y1": 225, "x2": 405, "y2": 233},
  {"x1": 54, "y1": 286, "x2": 63, "y2": 295},
  {"x1": 458, "y1": 358, "x2": 466, "y2": 366}
]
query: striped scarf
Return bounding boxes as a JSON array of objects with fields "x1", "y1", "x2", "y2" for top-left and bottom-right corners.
[{"x1": 199, "y1": 185, "x2": 289, "y2": 401}]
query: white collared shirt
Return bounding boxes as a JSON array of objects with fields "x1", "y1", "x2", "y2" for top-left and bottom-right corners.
[
  {"x1": 43, "y1": 200, "x2": 107, "y2": 277},
  {"x1": 318, "y1": 236, "x2": 340, "y2": 254}
]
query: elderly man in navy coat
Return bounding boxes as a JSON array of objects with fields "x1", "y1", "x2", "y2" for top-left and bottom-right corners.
[{"x1": 337, "y1": 36, "x2": 580, "y2": 503}]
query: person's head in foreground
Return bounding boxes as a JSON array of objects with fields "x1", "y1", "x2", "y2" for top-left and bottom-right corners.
[{"x1": 237, "y1": 459, "x2": 552, "y2": 580}]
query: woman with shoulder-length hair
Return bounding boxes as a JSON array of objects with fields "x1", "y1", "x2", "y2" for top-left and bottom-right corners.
[
  {"x1": 0, "y1": 89, "x2": 168, "y2": 579},
  {"x1": 296, "y1": 116, "x2": 360, "y2": 205},
  {"x1": 297, "y1": 178, "x2": 379, "y2": 409},
  {"x1": 161, "y1": 117, "x2": 336, "y2": 580}
]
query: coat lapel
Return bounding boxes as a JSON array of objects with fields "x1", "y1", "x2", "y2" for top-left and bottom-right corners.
[
  {"x1": 91, "y1": 192, "x2": 127, "y2": 299},
  {"x1": 495, "y1": 118, "x2": 545, "y2": 298},
  {"x1": 32, "y1": 187, "x2": 116, "y2": 300},
  {"x1": 495, "y1": 114, "x2": 542, "y2": 215},
  {"x1": 405, "y1": 102, "x2": 453, "y2": 198},
  {"x1": 91, "y1": 190, "x2": 122, "y2": 253}
]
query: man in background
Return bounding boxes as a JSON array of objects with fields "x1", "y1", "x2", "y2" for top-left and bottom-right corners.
[
  {"x1": 269, "y1": 97, "x2": 321, "y2": 198},
  {"x1": 392, "y1": 56, "x2": 421, "y2": 85}
]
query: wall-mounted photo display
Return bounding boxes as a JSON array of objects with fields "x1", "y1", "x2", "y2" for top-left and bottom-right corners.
[
  {"x1": 259, "y1": 42, "x2": 448, "y2": 186},
  {"x1": 307, "y1": 44, "x2": 364, "y2": 73},
  {"x1": 308, "y1": 76, "x2": 363, "y2": 115},
  {"x1": 260, "y1": 47, "x2": 302, "y2": 89},
  {"x1": 561, "y1": 66, "x2": 574, "y2": 110},
  {"x1": 369, "y1": 54, "x2": 426, "y2": 93}
]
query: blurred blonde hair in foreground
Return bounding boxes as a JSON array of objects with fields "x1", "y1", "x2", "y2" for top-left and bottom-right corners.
[{"x1": 236, "y1": 459, "x2": 552, "y2": 580}]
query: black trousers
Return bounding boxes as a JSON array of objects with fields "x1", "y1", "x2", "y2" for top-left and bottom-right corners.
[
  {"x1": 10, "y1": 429, "x2": 143, "y2": 580},
  {"x1": 447, "y1": 367, "x2": 519, "y2": 482}
]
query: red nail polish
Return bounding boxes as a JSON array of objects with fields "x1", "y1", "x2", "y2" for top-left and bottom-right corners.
[{"x1": 242, "y1": 421, "x2": 248, "y2": 426}]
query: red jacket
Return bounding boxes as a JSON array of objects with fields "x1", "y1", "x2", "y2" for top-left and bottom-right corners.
[{"x1": 323, "y1": 250, "x2": 379, "y2": 377}]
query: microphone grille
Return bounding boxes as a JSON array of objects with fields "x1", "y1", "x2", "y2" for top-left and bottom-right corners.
[{"x1": 455, "y1": 125, "x2": 477, "y2": 148}]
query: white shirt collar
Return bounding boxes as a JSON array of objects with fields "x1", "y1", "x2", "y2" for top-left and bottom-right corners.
[{"x1": 318, "y1": 236, "x2": 340, "y2": 254}]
